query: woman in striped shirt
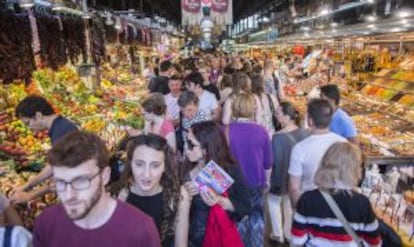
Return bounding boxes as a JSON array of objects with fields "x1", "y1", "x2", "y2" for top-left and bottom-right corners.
[{"x1": 291, "y1": 142, "x2": 381, "y2": 247}]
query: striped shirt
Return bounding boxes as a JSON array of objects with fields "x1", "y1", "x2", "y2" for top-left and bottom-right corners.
[
  {"x1": 164, "y1": 93, "x2": 180, "y2": 121},
  {"x1": 291, "y1": 189, "x2": 381, "y2": 247}
]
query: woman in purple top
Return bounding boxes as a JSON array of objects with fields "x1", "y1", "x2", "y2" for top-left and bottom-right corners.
[
  {"x1": 225, "y1": 93, "x2": 273, "y2": 247},
  {"x1": 226, "y1": 93, "x2": 273, "y2": 189}
]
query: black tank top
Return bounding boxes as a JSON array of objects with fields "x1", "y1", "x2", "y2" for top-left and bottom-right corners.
[{"x1": 126, "y1": 191, "x2": 174, "y2": 247}]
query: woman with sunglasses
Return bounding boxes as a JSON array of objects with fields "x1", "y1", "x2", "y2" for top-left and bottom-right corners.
[
  {"x1": 113, "y1": 134, "x2": 191, "y2": 247},
  {"x1": 182, "y1": 121, "x2": 254, "y2": 247}
]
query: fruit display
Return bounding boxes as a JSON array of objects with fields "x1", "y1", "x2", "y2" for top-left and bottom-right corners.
[
  {"x1": 399, "y1": 95, "x2": 414, "y2": 107},
  {"x1": 391, "y1": 71, "x2": 414, "y2": 82},
  {"x1": 399, "y1": 56, "x2": 414, "y2": 71},
  {"x1": 0, "y1": 163, "x2": 56, "y2": 229},
  {"x1": 344, "y1": 99, "x2": 414, "y2": 156},
  {"x1": 0, "y1": 64, "x2": 150, "y2": 229},
  {"x1": 0, "y1": 108, "x2": 49, "y2": 172}
]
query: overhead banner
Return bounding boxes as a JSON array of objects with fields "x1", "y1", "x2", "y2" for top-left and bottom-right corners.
[
  {"x1": 182, "y1": 0, "x2": 203, "y2": 26},
  {"x1": 211, "y1": 0, "x2": 233, "y2": 25},
  {"x1": 201, "y1": 0, "x2": 212, "y2": 8}
]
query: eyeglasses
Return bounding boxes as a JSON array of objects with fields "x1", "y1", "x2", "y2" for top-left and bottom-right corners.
[{"x1": 54, "y1": 170, "x2": 102, "y2": 192}]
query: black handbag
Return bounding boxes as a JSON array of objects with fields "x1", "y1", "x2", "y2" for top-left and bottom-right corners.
[
  {"x1": 266, "y1": 94, "x2": 282, "y2": 131},
  {"x1": 175, "y1": 112, "x2": 185, "y2": 154},
  {"x1": 378, "y1": 219, "x2": 402, "y2": 247}
]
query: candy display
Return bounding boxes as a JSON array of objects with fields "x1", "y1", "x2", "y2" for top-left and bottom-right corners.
[{"x1": 361, "y1": 166, "x2": 414, "y2": 247}]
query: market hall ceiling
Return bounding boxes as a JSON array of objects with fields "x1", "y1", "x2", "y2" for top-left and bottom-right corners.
[{"x1": 90, "y1": 0, "x2": 292, "y2": 24}]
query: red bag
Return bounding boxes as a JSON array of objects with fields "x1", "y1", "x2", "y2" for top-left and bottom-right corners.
[{"x1": 202, "y1": 194, "x2": 244, "y2": 247}]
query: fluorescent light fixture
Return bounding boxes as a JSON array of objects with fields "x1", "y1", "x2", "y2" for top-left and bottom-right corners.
[
  {"x1": 367, "y1": 0, "x2": 375, "y2": 3},
  {"x1": 331, "y1": 29, "x2": 338, "y2": 33},
  {"x1": 368, "y1": 24, "x2": 376, "y2": 29},
  {"x1": 19, "y1": 0, "x2": 35, "y2": 8},
  {"x1": 390, "y1": 28, "x2": 401, "y2": 32},
  {"x1": 397, "y1": 10, "x2": 412, "y2": 18},
  {"x1": 82, "y1": 12, "x2": 92, "y2": 19},
  {"x1": 52, "y1": 2, "x2": 65, "y2": 11},
  {"x1": 301, "y1": 26, "x2": 311, "y2": 31},
  {"x1": 366, "y1": 15, "x2": 377, "y2": 22},
  {"x1": 261, "y1": 17, "x2": 270, "y2": 23},
  {"x1": 320, "y1": 8, "x2": 330, "y2": 16},
  {"x1": 331, "y1": 22, "x2": 338, "y2": 27},
  {"x1": 401, "y1": 19, "x2": 408, "y2": 24}
]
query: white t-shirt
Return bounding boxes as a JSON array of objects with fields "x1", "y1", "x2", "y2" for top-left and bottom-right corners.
[
  {"x1": 164, "y1": 93, "x2": 180, "y2": 121},
  {"x1": 198, "y1": 90, "x2": 218, "y2": 119},
  {"x1": 0, "y1": 225, "x2": 32, "y2": 247},
  {"x1": 288, "y1": 132, "x2": 346, "y2": 192}
]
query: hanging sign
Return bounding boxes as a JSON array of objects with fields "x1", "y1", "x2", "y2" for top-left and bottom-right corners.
[
  {"x1": 211, "y1": 0, "x2": 233, "y2": 25},
  {"x1": 211, "y1": 0, "x2": 228, "y2": 13},
  {"x1": 182, "y1": 0, "x2": 201, "y2": 13},
  {"x1": 201, "y1": 0, "x2": 212, "y2": 7},
  {"x1": 182, "y1": 0, "x2": 203, "y2": 26}
]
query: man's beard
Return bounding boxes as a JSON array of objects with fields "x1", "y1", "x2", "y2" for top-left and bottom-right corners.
[{"x1": 65, "y1": 180, "x2": 103, "y2": 221}]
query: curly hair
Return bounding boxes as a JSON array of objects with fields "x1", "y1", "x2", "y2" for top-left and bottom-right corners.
[{"x1": 112, "y1": 134, "x2": 180, "y2": 242}]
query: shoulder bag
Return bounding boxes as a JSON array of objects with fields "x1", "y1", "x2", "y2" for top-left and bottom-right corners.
[{"x1": 319, "y1": 190, "x2": 363, "y2": 247}]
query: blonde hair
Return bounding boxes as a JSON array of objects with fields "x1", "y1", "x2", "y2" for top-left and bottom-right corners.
[
  {"x1": 314, "y1": 142, "x2": 362, "y2": 191},
  {"x1": 232, "y1": 93, "x2": 256, "y2": 119}
]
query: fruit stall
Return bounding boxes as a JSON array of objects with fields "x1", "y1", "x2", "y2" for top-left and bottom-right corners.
[{"x1": 0, "y1": 65, "x2": 147, "y2": 229}]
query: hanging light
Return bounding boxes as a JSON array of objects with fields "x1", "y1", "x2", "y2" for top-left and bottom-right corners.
[
  {"x1": 202, "y1": 32, "x2": 212, "y2": 39},
  {"x1": 114, "y1": 16, "x2": 122, "y2": 30},
  {"x1": 319, "y1": 8, "x2": 331, "y2": 16},
  {"x1": 52, "y1": 2, "x2": 65, "y2": 11},
  {"x1": 105, "y1": 13, "x2": 114, "y2": 25},
  {"x1": 82, "y1": 12, "x2": 92, "y2": 19},
  {"x1": 396, "y1": 9, "x2": 412, "y2": 19},
  {"x1": 365, "y1": 15, "x2": 377, "y2": 22},
  {"x1": 19, "y1": 0, "x2": 35, "y2": 8}
]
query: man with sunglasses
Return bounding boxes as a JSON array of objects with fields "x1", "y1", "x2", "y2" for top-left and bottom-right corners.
[
  {"x1": 33, "y1": 131, "x2": 160, "y2": 247},
  {"x1": 10, "y1": 95, "x2": 78, "y2": 204}
]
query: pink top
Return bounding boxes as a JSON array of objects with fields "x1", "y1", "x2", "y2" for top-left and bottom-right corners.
[{"x1": 159, "y1": 120, "x2": 175, "y2": 138}]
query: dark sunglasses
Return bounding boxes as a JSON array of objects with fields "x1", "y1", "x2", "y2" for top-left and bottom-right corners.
[{"x1": 187, "y1": 139, "x2": 200, "y2": 150}]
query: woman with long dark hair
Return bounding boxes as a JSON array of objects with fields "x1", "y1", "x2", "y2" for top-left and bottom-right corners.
[
  {"x1": 114, "y1": 134, "x2": 190, "y2": 247},
  {"x1": 182, "y1": 121, "x2": 254, "y2": 247}
]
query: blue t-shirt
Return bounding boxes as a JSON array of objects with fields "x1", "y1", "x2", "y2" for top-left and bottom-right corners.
[
  {"x1": 48, "y1": 116, "x2": 78, "y2": 145},
  {"x1": 330, "y1": 108, "x2": 357, "y2": 139}
]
